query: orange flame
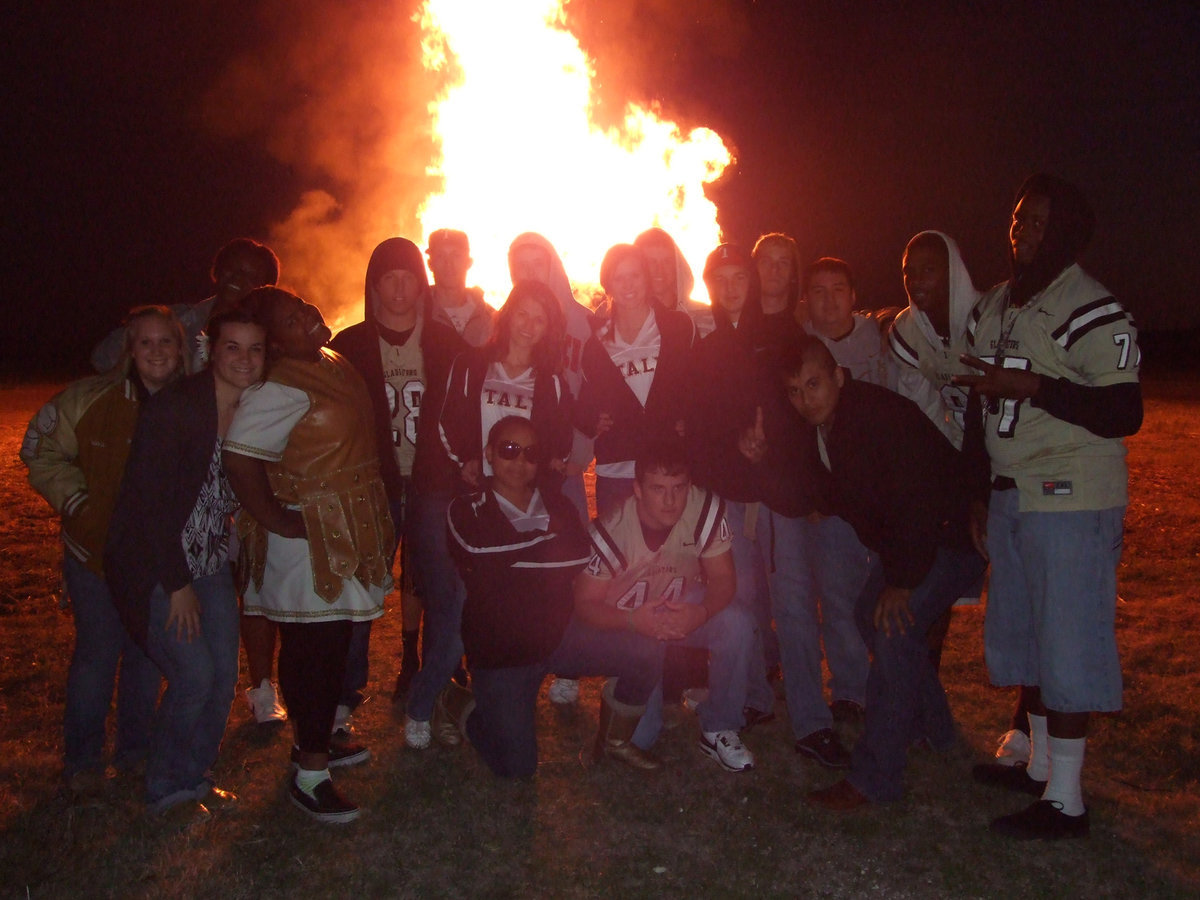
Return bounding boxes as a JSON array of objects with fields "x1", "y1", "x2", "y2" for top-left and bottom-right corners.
[{"x1": 416, "y1": 0, "x2": 732, "y2": 306}]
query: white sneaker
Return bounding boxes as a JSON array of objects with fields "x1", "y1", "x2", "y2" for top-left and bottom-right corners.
[
  {"x1": 547, "y1": 677, "x2": 580, "y2": 705},
  {"x1": 332, "y1": 704, "x2": 353, "y2": 738},
  {"x1": 994, "y1": 728, "x2": 1032, "y2": 767},
  {"x1": 404, "y1": 716, "x2": 432, "y2": 750},
  {"x1": 246, "y1": 679, "x2": 287, "y2": 724},
  {"x1": 700, "y1": 730, "x2": 755, "y2": 772}
]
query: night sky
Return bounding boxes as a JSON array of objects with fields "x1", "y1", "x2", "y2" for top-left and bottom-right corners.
[{"x1": 5, "y1": 0, "x2": 1198, "y2": 376}]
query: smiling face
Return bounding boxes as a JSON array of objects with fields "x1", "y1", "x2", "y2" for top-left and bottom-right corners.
[
  {"x1": 213, "y1": 248, "x2": 274, "y2": 312},
  {"x1": 267, "y1": 293, "x2": 330, "y2": 360},
  {"x1": 805, "y1": 268, "x2": 856, "y2": 338},
  {"x1": 1010, "y1": 192, "x2": 1051, "y2": 267},
  {"x1": 209, "y1": 320, "x2": 266, "y2": 392},
  {"x1": 607, "y1": 256, "x2": 649, "y2": 312},
  {"x1": 640, "y1": 242, "x2": 677, "y2": 308},
  {"x1": 902, "y1": 237, "x2": 950, "y2": 319},
  {"x1": 507, "y1": 295, "x2": 550, "y2": 354},
  {"x1": 129, "y1": 315, "x2": 184, "y2": 393}
]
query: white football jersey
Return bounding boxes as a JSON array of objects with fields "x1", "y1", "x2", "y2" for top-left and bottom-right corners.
[{"x1": 584, "y1": 485, "x2": 731, "y2": 610}]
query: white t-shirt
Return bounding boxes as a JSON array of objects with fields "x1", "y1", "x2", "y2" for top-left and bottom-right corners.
[{"x1": 479, "y1": 362, "x2": 536, "y2": 476}]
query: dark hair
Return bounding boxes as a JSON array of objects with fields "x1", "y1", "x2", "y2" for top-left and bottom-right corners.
[
  {"x1": 211, "y1": 238, "x2": 280, "y2": 286},
  {"x1": 777, "y1": 333, "x2": 837, "y2": 381},
  {"x1": 903, "y1": 231, "x2": 949, "y2": 260},
  {"x1": 486, "y1": 414, "x2": 536, "y2": 449},
  {"x1": 802, "y1": 257, "x2": 855, "y2": 297},
  {"x1": 633, "y1": 227, "x2": 676, "y2": 253},
  {"x1": 634, "y1": 434, "x2": 691, "y2": 483},
  {"x1": 205, "y1": 306, "x2": 264, "y2": 348},
  {"x1": 240, "y1": 285, "x2": 303, "y2": 361},
  {"x1": 599, "y1": 243, "x2": 650, "y2": 295},
  {"x1": 751, "y1": 232, "x2": 803, "y2": 313},
  {"x1": 488, "y1": 280, "x2": 567, "y2": 375}
]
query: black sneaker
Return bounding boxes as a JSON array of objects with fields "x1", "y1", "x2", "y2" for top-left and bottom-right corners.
[
  {"x1": 972, "y1": 761, "x2": 1047, "y2": 797},
  {"x1": 990, "y1": 799, "x2": 1089, "y2": 840},
  {"x1": 290, "y1": 743, "x2": 370, "y2": 770},
  {"x1": 288, "y1": 776, "x2": 360, "y2": 824},
  {"x1": 795, "y1": 728, "x2": 852, "y2": 769},
  {"x1": 829, "y1": 699, "x2": 865, "y2": 724}
]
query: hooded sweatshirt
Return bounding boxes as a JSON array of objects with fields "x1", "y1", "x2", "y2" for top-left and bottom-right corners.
[
  {"x1": 888, "y1": 231, "x2": 981, "y2": 448},
  {"x1": 635, "y1": 228, "x2": 716, "y2": 338}
]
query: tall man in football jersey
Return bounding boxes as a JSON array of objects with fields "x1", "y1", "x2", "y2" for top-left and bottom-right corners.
[
  {"x1": 957, "y1": 174, "x2": 1142, "y2": 840},
  {"x1": 573, "y1": 438, "x2": 760, "y2": 772}
]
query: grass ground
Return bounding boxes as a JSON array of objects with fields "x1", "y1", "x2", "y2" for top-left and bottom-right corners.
[{"x1": 0, "y1": 376, "x2": 1197, "y2": 899}]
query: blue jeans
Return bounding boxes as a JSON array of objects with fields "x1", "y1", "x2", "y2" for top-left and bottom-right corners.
[
  {"x1": 62, "y1": 554, "x2": 160, "y2": 775},
  {"x1": 725, "y1": 500, "x2": 779, "y2": 709},
  {"x1": 769, "y1": 512, "x2": 873, "y2": 739},
  {"x1": 631, "y1": 602, "x2": 762, "y2": 748},
  {"x1": 143, "y1": 568, "x2": 240, "y2": 810},
  {"x1": 466, "y1": 615, "x2": 663, "y2": 777},
  {"x1": 847, "y1": 547, "x2": 986, "y2": 802},
  {"x1": 405, "y1": 490, "x2": 467, "y2": 722}
]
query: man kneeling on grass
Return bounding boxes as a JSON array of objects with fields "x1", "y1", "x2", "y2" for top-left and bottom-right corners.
[
  {"x1": 782, "y1": 336, "x2": 987, "y2": 810},
  {"x1": 439, "y1": 416, "x2": 663, "y2": 776}
]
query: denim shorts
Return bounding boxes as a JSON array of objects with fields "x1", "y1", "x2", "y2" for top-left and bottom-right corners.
[{"x1": 984, "y1": 488, "x2": 1125, "y2": 712}]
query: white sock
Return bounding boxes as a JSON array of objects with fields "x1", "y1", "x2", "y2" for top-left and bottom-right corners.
[
  {"x1": 1026, "y1": 713, "x2": 1049, "y2": 781},
  {"x1": 1042, "y1": 736, "x2": 1086, "y2": 816},
  {"x1": 294, "y1": 766, "x2": 331, "y2": 799}
]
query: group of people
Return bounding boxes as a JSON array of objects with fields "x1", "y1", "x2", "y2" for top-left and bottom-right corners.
[{"x1": 21, "y1": 172, "x2": 1141, "y2": 842}]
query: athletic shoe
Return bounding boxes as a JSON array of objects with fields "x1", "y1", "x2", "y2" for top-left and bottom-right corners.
[
  {"x1": 741, "y1": 706, "x2": 776, "y2": 731},
  {"x1": 288, "y1": 776, "x2": 360, "y2": 824},
  {"x1": 993, "y1": 728, "x2": 1031, "y2": 766},
  {"x1": 972, "y1": 761, "x2": 1047, "y2": 796},
  {"x1": 246, "y1": 679, "x2": 287, "y2": 724},
  {"x1": 829, "y1": 699, "x2": 865, "y2": 724},
  {"x1": 989, "y1": 800, "x2": 1089, "y2": 840},
  {"x1": 547, "y1": 677, "x2": 580, "y2": 705},
  {"x1": 290, "y1": 744, "x2": 370, "y2": 770},
  {"x1": 700, "y1": 730, "x2": 755, "y2": 772},
  {"x1": 404, "y1": 716, "x2": 432, "y2": 750},
  {"x1": 794, "y1": 728, "x2": 852, "y2": 769}
]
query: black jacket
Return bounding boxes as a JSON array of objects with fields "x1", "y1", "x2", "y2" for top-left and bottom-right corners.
[
  {"x1": 808, "y1": 377, "x2": 979, "y2": 589},
  {"x1": 575, "y1": 307, "x2": 695, "y2": 466},
  {"x1": 447, "y1": 488, "x2": 590, "y2": 669},
  {"x1": 104, "y1": 369, "x2": 220, "y2": 645}
]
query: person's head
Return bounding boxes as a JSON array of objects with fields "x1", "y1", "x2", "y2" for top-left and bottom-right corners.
[
  {"x1": 485, "y1": 416, "x2": 541, "y2": 498},
  {"x1": 366, "y1": 237, "x2": 429, "y2": 326},
  {"x1": 120, "y1": 305, "x2": 187, "y2": 393},
  {"x1": 210, "y1": 239, "x2": 279, "y2": 311},
  {"x1": 508, "y1": 239, "x2": 554, "y2": 285},
  {"x1": 244, "y1": 286, "x2": 330, "y2": 362},
  {"x1": 702, "y1": 243, "x2": 757, "y2": 326},
  {"x1": 902, "y1": 232, "x2": 951, "y2": 320},
  {"x1": 633, "y1": 436, "x2": 691, "y2": 531},
  {"x1": 204, "y1": 307, "x2": 266, "y2": 393},
  {"x1": 634, "y1": 227, "x2": 680, "y2": 309},
  {"x1": 426, "y1": 229, "x2": 472, "y2": 291},
  {"x1": 1008, "y1": 174, "x2": 1094, "y2": 277},
  {"x1": 779, "y1": 335, "x2": 842, "y2": 428},
  {"x1": 490, "y1": 280, "x2": 566, "y2": 373},
  {"x1": 599, "y1": 243, "x2": 650, "y2": 312},
  {"x1": 802, "y1": 257, "x2": 856, "y2": 337},
  {"x1": 752, "y1": 232, "x2": 802, "y2": 314}
]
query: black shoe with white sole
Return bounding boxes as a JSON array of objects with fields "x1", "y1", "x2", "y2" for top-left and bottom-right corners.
[{"x1": 288, "y1": 776, "x2": 360, "y2": 824}]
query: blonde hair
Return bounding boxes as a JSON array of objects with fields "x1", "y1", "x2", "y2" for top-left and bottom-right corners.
[{"x1": 117, "y1": 305, "x2": 190, "y2": 381}]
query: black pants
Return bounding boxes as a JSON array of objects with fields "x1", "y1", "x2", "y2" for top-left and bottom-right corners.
[{"x1": 277, "y1": 619, "x2": 353, "y2": 755}]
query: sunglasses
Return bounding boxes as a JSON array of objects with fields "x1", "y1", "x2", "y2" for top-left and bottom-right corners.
[{"x1": 494, "y1": 440, "x2": 543, "y2": 463}]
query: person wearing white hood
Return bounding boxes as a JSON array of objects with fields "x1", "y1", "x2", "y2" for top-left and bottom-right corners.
[
  {"x1": 888, "y1": 232, "x2": 979, "y2": 450},
  {"x1": 634, "y1": 227, "x2": 716, "y2": 338},
  {"x1": 508, "y1": 232, "x2": 597, "y2": 706}
]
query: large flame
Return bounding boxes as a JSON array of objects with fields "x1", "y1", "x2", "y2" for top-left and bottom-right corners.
[{"x1": 416, "y1": 0, "x2": 731, "y2": 306}]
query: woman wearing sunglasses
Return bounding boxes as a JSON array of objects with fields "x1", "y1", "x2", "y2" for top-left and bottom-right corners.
[{"x1": 440, "y1": 416, "x2": 662, "y2": 777}]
